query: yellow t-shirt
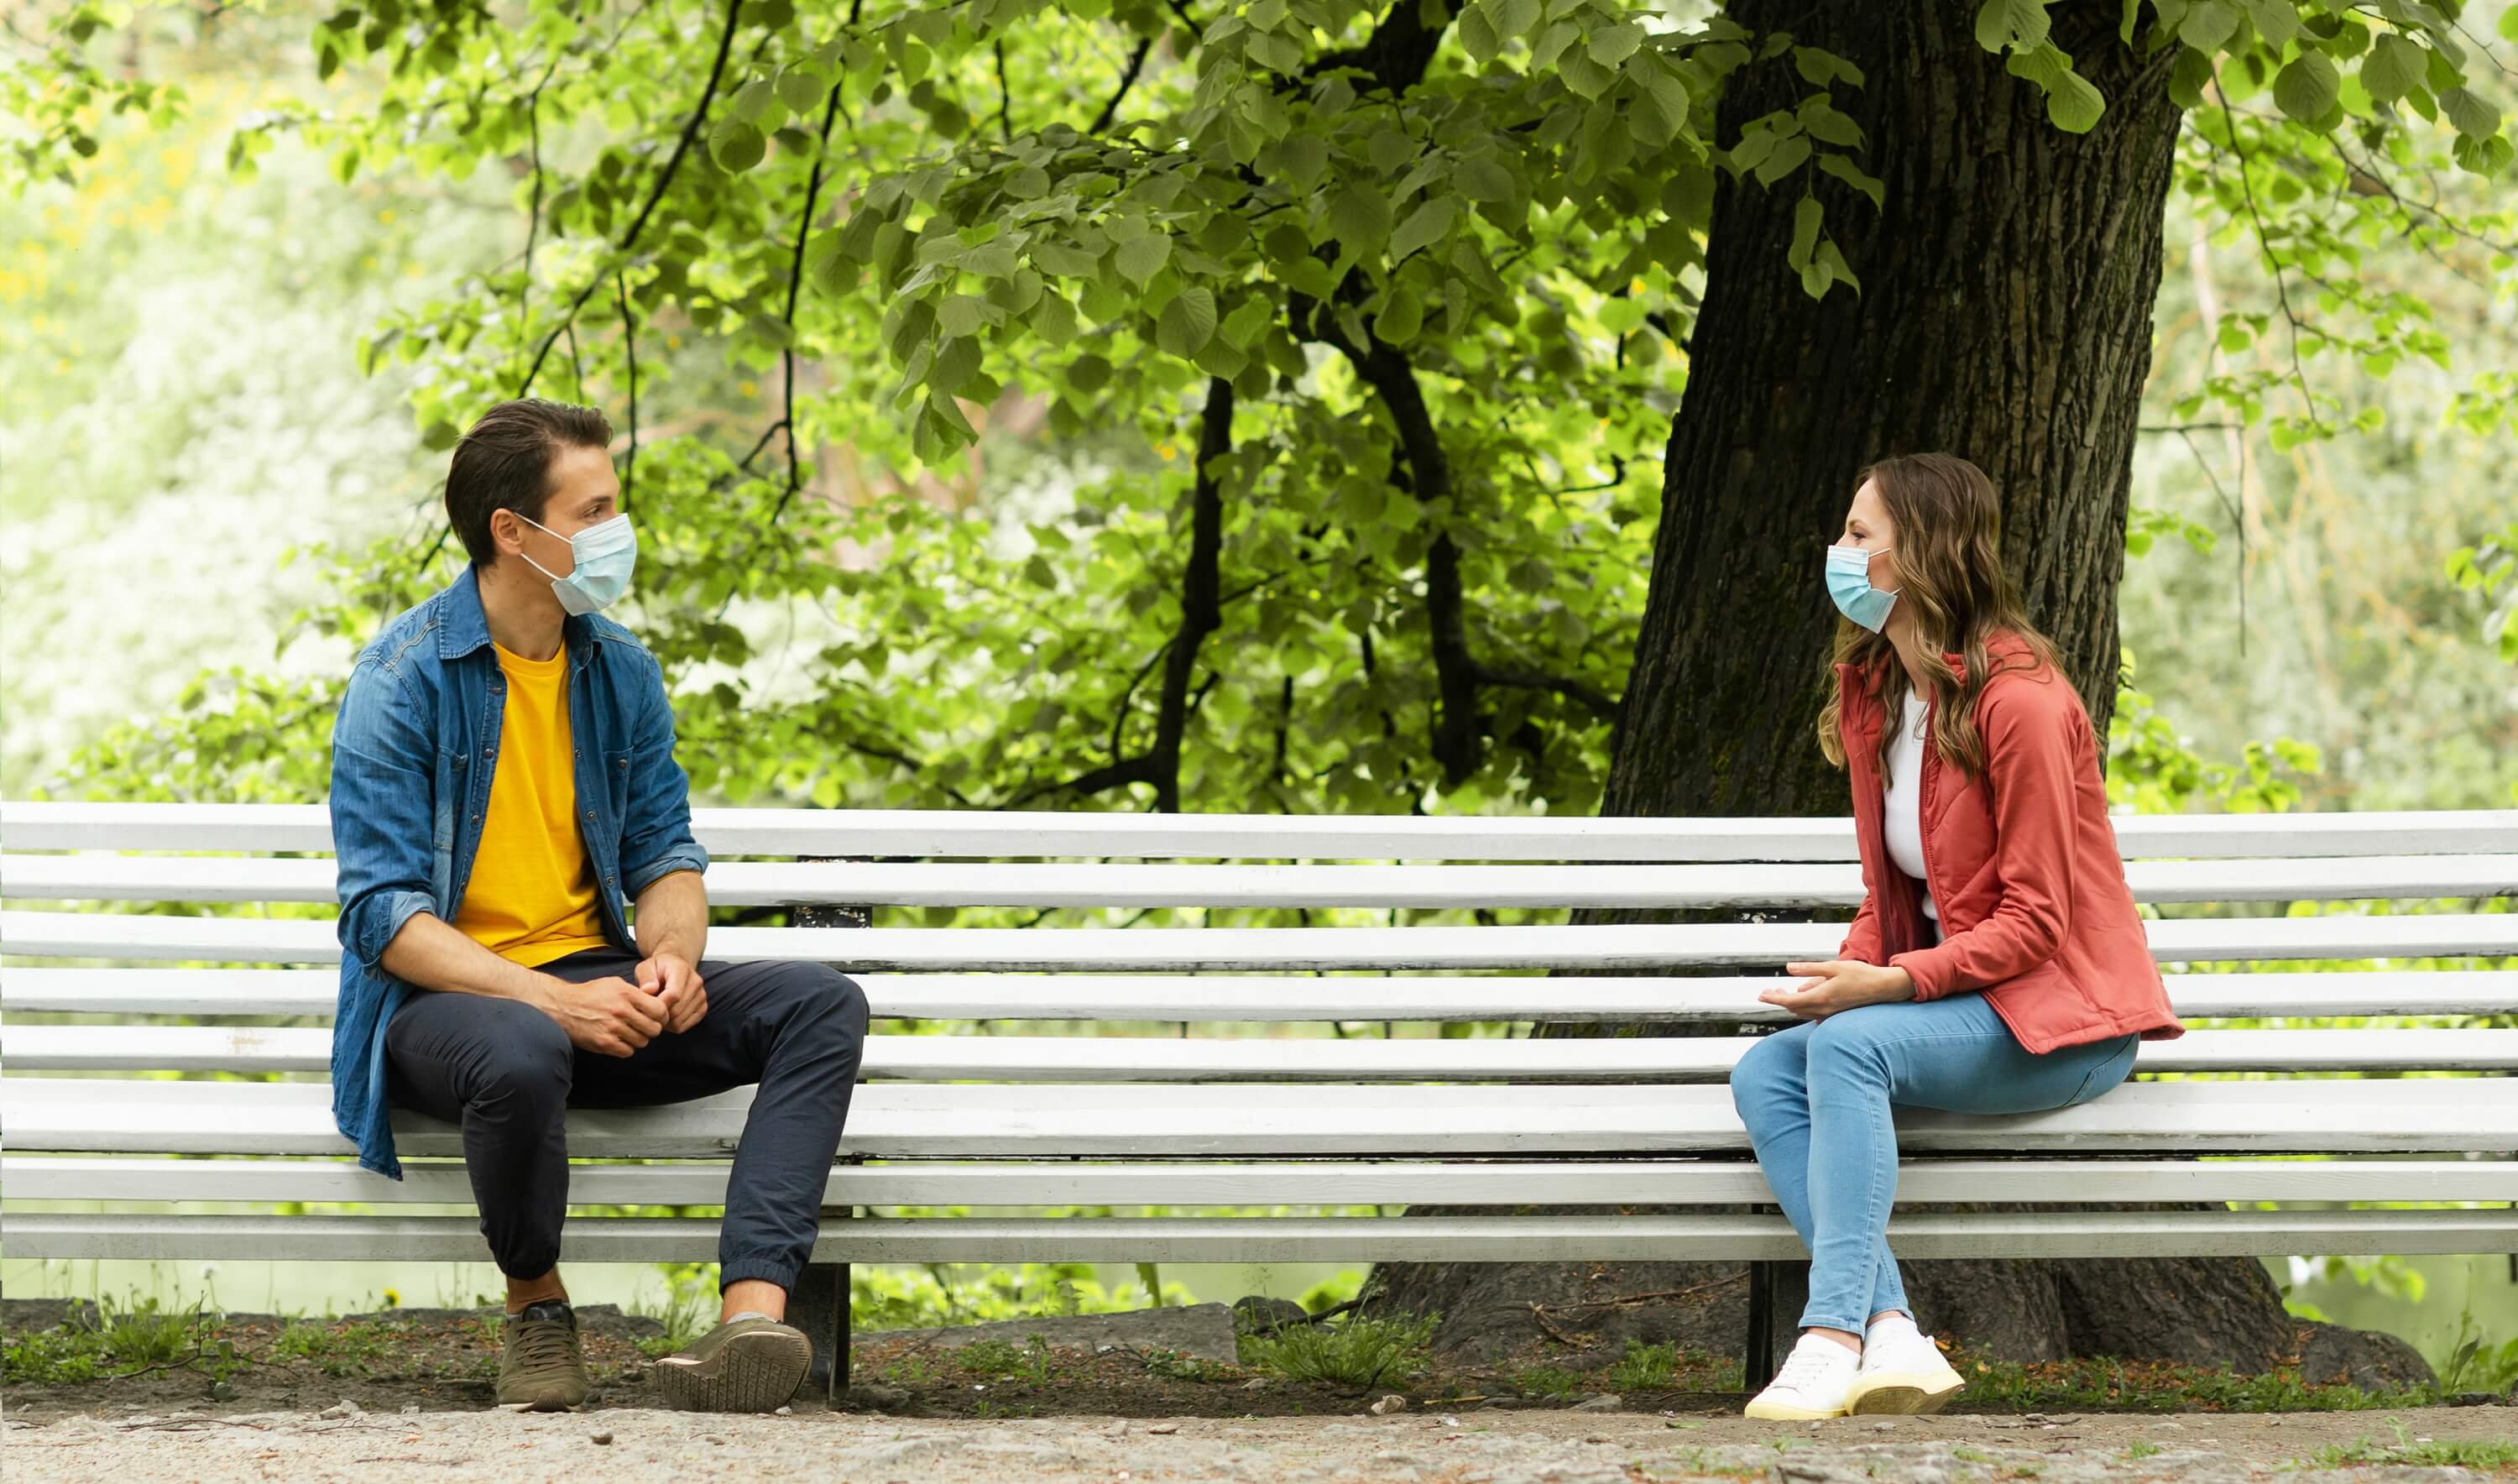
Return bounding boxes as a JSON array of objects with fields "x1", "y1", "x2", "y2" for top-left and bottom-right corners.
[{"x1": 452, "y1": 640, "x2": 612, "y2": 967}]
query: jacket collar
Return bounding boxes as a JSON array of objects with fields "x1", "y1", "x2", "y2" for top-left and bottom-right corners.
[
  {"x1": 1834, "y1": 630, "x2": 2030, "y2": 735},
  {"x1": 436, "y1": 563, "x2": 591, "y2": 666}
]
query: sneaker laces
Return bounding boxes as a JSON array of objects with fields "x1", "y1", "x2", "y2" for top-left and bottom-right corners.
[
  {"x1": 512, "y1": 1314, "x2": 579, "y2": 1373},
  {"x1": 1771, "y1": 1340, "x2": 1849, "y2": 1389}
]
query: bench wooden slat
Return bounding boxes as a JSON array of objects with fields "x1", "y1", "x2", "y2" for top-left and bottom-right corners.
[
  {"x1": 9, "y1": 801, "x2": 2515, "y2": 860},
  {"x1": 10, "y1": 1155, "x2": 2500, "y2": 1206},
  {"x1": 4, "y1": 1209, "x2": 2507, "y2": 1264},
  {"x1": 8, "y1": 1025, "x2": 2513, "y2": 1077},
  {"x1": 6, "y1": 1077, "x2": 2508, "y2": 1157},
  {"x1": 10, "y1": 909, "x2": 2517, "y2": 969},
  {"x1": 11, "y1": 853, "x2": 2513, "y2": 907},
  {"x1": 4, "y1": 967, "x2": 2510, "y2": 1022}
]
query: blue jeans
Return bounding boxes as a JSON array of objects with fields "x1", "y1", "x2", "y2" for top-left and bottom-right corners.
[{"x1": 1729, "y1": 991, "x2": 2139, "y2": 1333}]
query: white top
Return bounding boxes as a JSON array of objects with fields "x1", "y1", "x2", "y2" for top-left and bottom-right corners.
[{"x1": 1883, "y1": 691, "x2": 1939, "y2": 920}]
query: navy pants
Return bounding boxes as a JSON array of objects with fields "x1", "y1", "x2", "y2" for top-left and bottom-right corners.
[{"x1": 384, "y1": 948, "x2": 870, "y2": 1292}]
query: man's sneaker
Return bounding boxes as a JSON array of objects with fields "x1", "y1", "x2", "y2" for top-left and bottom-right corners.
[
  {"x1": 498, "y1": 1300, "x2": 591, "y2": 1411},
  {"x1": 1845, "y1": 1319, "x2": 1965, "y2": 1415},
  {"x1": 1742, "y1": 1332, "x2": 1862, "y2": 1420},
  {"x1": 655, "y1": 1316, "x2": 813, "y2": 1412}
]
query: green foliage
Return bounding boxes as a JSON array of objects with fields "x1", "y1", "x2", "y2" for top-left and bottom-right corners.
[
  {"x1": 633, "y1": 1262, "x2": 720, "y2": 1357},
  {"x1": 1601, "y1": 1337, "x2": 1739, "y2": 1393},
  {"x1": 2445, "y1": 520, "x2": 2518, "y2": 662},
  {"x1": 2, "y1": 1294, "x2": 240, "y2": 1385},
  {"x1": 1952, "y1": 1350, "x2": 2437, "y2": 1412},
  {"x1": 2285, "y1": 1420, "x2": 2518, "y2": 1470},
  {"x1": 1509, "y1": 1362, "x2": 1584, "y2": 1398},
  {"x1": 954, "y1": 1334, "x2": 1056, "y2": 1382},
  {"x1": 1239, "y1": 1312, "x2": 1435, "y2": 1389},
  {"x1": 2437, "y1": 1307, "x2": 2518, "y2": 1395}
]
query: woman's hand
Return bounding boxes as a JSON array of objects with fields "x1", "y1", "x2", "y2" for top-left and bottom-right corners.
[{"x1": 1761, "y1": 959, "x2": 1917, "y2": 1021}]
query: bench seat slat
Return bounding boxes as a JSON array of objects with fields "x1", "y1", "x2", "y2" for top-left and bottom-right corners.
[
  {"x1": 9, "y1": 910, "x2": 2515, "y2": 969},
  {"x1": 4, "y1": 968, "x2": 2510, "y2": 1022},
  {"x1": 4, "y1": 1209, "x2": 2508, "y2": 1263},
  {"x1": 7, "y1": 1077, "x2": 2510, "y2": 1157},
  {"x1": 8, "y1": 1025, "x2": 2514, "y2": 1077},
  {"x1": 5, "y1": 1155, "x2": 2502, "y2": 1207},
  {"x1": 10, "y1": 802, "x2": 2515, "y2": 860},
  {"x1": 12, "y1": 854, "x2": 2513, "y2": 908}
]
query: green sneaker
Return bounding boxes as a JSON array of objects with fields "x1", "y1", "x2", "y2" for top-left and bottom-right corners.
[
  {"x1": 654, "y1": 1315, "x2": 812, "y2": 1413},
  {"x1": 498, "y1": 1300, "x2": 591, "y2": 1411}
]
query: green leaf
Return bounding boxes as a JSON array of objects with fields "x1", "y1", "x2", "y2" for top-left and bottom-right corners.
[
  {"x1": 2239, "y1": 0, "x2": 2296, "y2": 50},
  {"x1": 1157, "y1": 285, "x2": 1218, "y2": 358},
  {"x1": 2044, "y1": 66, "x2": 2106, "y2": 133},
  {"x1": 1455, "y1": 156, "x2": 1515, "y2": 201},
  {"x1": 2176, "y1": 0, "x2": 2239, "y2": 52},
  {"x1": 1975, "y1": 0, "x2": 2050, "y2": 54},
  {"x1": 1753, "y1": 133, "x2": 1810, "y2": 186},
  {"x1": 2361, "y1": 34, "x2": 2425, "y2": 103},
  {"x1": 2502, "y1": 5, "x2": 2518, "y2": 44},
  {"x1": 2274, "y1": 49, "x2": 2341, "y2": 125},
  {"x1": 777, "y1": 69, "x2": 827, "y2": 114},
  {"x1": 1389, "y1": 195, "x2": 1459, "y2": 261},
  {"x1": 708, "y1": 118, "x2": 766, "y2": 172},
  {"x1": 938, "y1": 294, "x2": 988, "y2": 338},
  {"x1": 730, "y1": 78, "x2": 781, "y2": 126},
  {"x1": 1030, "y1": 239, "x2": 1102, "y2": 276},
  {"x1": 2440, "y1": 85, "x2": 2502, "y2": 139},
  {"x1": 1326, "y1": 181, "x2": 1393, "y2": 249},
  {"x1": 1459, "y1": 3, "x2": 1501, "y2": 65},
  {"x1": 1372, "y1": 280, "x2": 1424, "y2": 344},
  {"x1": 1588, "y1": 22, "x2": 1646, "y2": 65},
  {"x1": 1115, "y1": 233, "x2": 1172, "y2": 285},
  {"x1": 1032, "y1": 290, "x2": 1079, "y2": 347},
  {"x1": 1066, "y1": 352, "x2": 1112, "y2": 392},
  {"x1": 1788, "y1": 196, "x2": 1822, "y2": 269},
  {"x1": 1815, "y1": 152, "x2": 1885, "y2": 210}
]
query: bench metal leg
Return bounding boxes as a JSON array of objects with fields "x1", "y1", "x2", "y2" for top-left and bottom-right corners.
[
  {"x1": 794, "y1": 1207, "x2": 852, "y2": 1401},
  {"x1": 1742, "y1": 1259, "x2": 1776, "y2": 1393}
]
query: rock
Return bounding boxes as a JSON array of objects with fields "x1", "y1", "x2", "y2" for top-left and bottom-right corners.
[
  {"x1": 1242, "y1": 1377, "x2": 1272, "y2": 1390},
  {"x1": 834, "y1": 1382, "x2": 909, "y2": 1413},
  {"x1": 590, "y1": 1432, "x2": 613, "y2": 1445},
  {"x1": 1570, "y1": 1394, "x2": 1622, "y2": 1412},
  {"x1": 774, "y1": 1405, "x2": 791, "y2": 1416},
  {"x1": 857, "y1": 1302, "x2": 1240, "y2": 1364},
  {"x1": 1148, "y1": 1423, "x2": 1179, "y2": 1434},
  {"x1": 1, "y1": 1298, "x2": 101, "y2": 1333},
  {"x1": 2296, "y1": 1320, "x2": 2439, "y2": 1393},
  {"x1": 1233, "y1": 1295, "x2": 1312, "y2": 1335},
  {"x1": 1370, "y1": 1394, "x2": 1408, "y2": 1415},
  {"x1": 208, "y1": 1381, "x2": 238, "y2": 1403},
  {"x1": 318, "y1": 1399, "x2": 363, "y2": 1419},
  {"x1": 2450, "y1": 1391, "x2": 2500, "y2": 1407},
  {"x1": 400, "y1": 1404, "x2": 420, "y2": 1415}
]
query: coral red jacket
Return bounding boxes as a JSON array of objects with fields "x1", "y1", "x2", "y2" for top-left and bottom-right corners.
[{"x1": 1834, "y1": 630, "x2": 2185, "y2": 1055}]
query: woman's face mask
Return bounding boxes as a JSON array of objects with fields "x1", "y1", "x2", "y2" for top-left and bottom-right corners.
[
  {"x1": 1825, "y1": 543, "x2": 1897, "y2": 632},
  {"x1": 519, "y1": 510, "x2": 638, "y2": 616}
]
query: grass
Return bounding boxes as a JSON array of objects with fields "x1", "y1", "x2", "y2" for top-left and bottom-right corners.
[
  {"x1": 269, "y1": 1318, "x2": 408, "y2": 1378},
  {"x1": 1141, "y1": 1346, "x2": 1238, "y2": 1382},
  {"x1": 632, "y1": 1278, "x2": 716, "y2": 1361},
  {"x1": 1238, "y1": 1314, "x2": 1436, "y2": 1391},
  {"x1": 1951, "y1": 1351, "x2": 2437, "y2": 1413},
  {"x1": 1604, "y1": 1339, "x2": 1741, "y2": 1393},
  {"x1": 955, "y1": 1335, "x2": 1056, "y2": 1383},
  {"x1": 2283, "y1": 1420, "x2": 2518, "y2": 1471},
  {"x1": 3, "y1": 1296, "x2": 238, "y2": 1386},
  {"x1": 1511, "y1": 1365, "x2": 1584, "y2": 1400},
  {"x1": 2124, "y1": 1440, "x2": 2164, "y2": 1459}
]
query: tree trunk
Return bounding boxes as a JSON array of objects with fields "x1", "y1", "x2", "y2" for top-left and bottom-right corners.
[{"x1": 1363, "y1": 1, "x2": 2359, "y2": 1382}]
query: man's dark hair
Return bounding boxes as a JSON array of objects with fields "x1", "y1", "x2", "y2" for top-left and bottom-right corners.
[{"x1": 443, "y1": 399, "x2": 614, "y2": 566}]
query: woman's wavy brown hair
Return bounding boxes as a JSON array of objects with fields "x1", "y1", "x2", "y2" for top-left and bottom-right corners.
[{"x1": 1815, "y1": 452, "x2": 2067, "y2": 781}]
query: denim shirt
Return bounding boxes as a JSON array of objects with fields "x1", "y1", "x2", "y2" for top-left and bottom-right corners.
[{"x1": 327, "y1": 567, "x2": 708, "y2": 1178}]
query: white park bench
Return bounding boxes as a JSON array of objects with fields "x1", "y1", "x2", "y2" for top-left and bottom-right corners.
[{"x1": 3, "y1": 800, "x2": 2514, "y2": 1400}]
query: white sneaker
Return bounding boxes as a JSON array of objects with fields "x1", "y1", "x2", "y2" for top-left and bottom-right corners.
[
  {"x1": 1845, "y1": 1317, "x2": 1964, "y2": 1414},
  {"x1": 1742, "y1": 1333, "x2": 1862, "y2": 1420}
]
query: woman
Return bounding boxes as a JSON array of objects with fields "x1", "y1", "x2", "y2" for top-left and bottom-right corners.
[{"x1": 1732, "y1": 452, "x2": 2186, "y2": 1422}]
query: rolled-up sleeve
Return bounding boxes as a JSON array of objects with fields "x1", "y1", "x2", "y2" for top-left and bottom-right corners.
[
  {"x1": 619, "y1": 649, "x2": 708, "y2": 901},
  {"x1": 330, "y1": 659, "x2": 440, "y2": 968}
]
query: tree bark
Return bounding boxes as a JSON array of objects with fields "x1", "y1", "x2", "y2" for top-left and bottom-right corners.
[{"x1": 1363, "y1": 1, "x2": 2365, "y2": 1381}]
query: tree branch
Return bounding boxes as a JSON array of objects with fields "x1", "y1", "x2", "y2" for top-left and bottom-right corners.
[{"x1": 1090, "y1": 34, "x2": 1153, "y2": 133}]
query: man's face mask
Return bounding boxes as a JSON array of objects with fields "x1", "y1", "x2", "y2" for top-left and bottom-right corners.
[{"x1": 518, "y1": 510, "x2": 637, "y2": 616}]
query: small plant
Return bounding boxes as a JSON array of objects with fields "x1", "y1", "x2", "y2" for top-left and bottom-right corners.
[
  {"x1": 1240, "y1": 1313, "x2": 1436, "y2": 1391},
  {"x1": 633, "y1": 1269, "x2": 716, "y2": 1359},
  {"x1": 1606, "y1": 1340, "x2": 1681, "y2": 1392},
  {"x1": 1143, "y1": 1346, "x2": 1235, "y2": 1382},
  {"x1": 2437, "y1": 1308, "x2": 2518, "y2": 1396},
  {"x1": 880, "y1": 1351, "x2": 942, "y2": 1387},
  {"x1": 2124, "y1": 1440, "x2": 2163, "y2": 1460},
  {"x1": 1511, "y1": 1365, "x2": 1583, "y2": 1400},
  {"x1": 954, "y1": 1338, "x2": 1026, "y2": 1376},
  {"x1": 2282, "y1": 1419, "x2": 2518, "y2": 1471}
]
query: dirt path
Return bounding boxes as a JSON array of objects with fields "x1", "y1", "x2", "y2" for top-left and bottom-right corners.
[{"x1": 6, "y1": 1399, "x2": 2510, "y2": 1482}]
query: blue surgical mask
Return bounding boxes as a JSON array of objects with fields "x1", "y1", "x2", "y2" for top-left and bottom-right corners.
[
  {"x1": 1826, "y1": 543, "x2": 1897, "y2": 632},
  {"x1": 519, "y1": 510, "x2": 637, "y2": 616}
]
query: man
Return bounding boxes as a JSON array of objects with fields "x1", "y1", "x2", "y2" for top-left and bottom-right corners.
[{"x1": 328, "y1": 397, "x2": 870, "y2": 1413}]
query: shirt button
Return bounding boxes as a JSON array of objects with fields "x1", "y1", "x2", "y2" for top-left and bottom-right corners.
[
  {"x1": 471, "y1": 814, "x2": 482, "y2": 824},
  {"x1": 585, "y1": 810, "x2": 595, "y2": 820},
  {"x1": 617, "y1": 759, "x2": 628, "y2": 769}
]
